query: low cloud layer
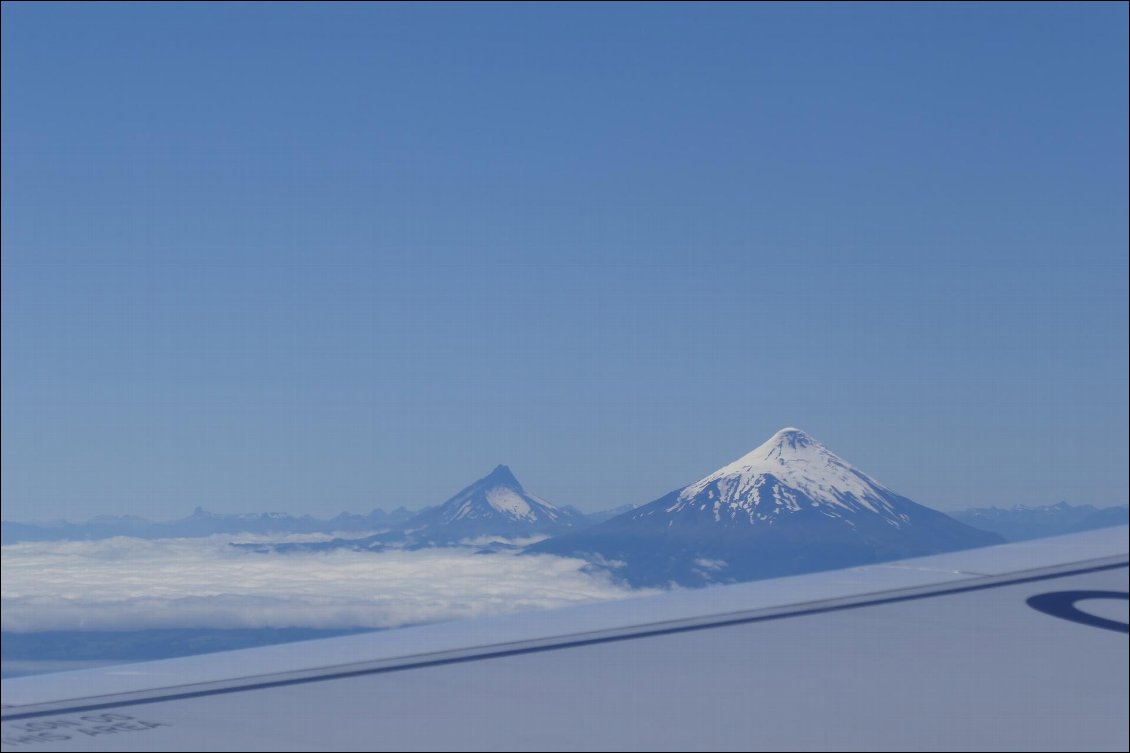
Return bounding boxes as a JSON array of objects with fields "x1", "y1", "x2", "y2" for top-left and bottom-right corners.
[{"x1": 1, "y1": 535, "x2": 649, "y2": 633}]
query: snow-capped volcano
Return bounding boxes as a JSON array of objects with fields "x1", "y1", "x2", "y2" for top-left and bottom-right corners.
[
  {"x1": 669, "y1": 428, "x2": 906, "y2": 525},
  {"x1": 405, "y1": 465, "x2": 587, "y2": 542},
  {"x1": 530, "y1": 428, "x2": 1002, "y2": 587}
]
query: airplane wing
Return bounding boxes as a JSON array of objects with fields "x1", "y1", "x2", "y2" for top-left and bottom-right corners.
[{"x1": 2, "y1": 526, "x2": 1127, "y2": 751}]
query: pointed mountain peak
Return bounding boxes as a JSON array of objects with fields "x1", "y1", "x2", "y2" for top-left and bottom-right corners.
[
  {"x1": 407, "y1": 462, "x2": 586, "y2": 535},
  {"x1": 481, "y1": 464, "x2": 523, "y2": 491},
  {"x1": 735, "y1": 427, "x2": 833, "y2": 467},
  {"x1": 680, "y1": 428, "x2": 890, "y2": 511}
]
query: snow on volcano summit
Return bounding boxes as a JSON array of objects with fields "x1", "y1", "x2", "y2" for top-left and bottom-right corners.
[{"x1": 529, "y1": 428, "x2": 1003, "y2": 587}]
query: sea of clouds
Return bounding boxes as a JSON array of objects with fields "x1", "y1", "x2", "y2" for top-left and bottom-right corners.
[{"x1": 1, "y1": 535, "x2": 649, "y2": 633}]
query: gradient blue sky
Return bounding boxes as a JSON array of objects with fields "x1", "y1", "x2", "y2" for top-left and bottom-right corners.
[{"x1": 3, "y1": 3, "x2": 1127, "y2": 520}]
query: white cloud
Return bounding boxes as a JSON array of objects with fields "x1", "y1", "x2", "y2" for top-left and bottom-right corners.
[{"x1": 1, "y1": 535, "x2": 650, "y2": 633}]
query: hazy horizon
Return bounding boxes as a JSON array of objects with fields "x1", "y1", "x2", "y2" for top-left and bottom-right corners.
[{"x1": 4, "y1": 425, "x2": 1128, "y2": 524}]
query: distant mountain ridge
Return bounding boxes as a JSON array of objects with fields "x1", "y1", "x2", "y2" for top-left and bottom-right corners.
[
  {"x1": 3, "y1": 465, "x2": 606, "y2": 546},
  {"x1": 11, "y1": 436, "x2": 1117, "y2": 564},
  {"x1": 951, "y1": 502, "x2": 1128, "y2": 542},
  {"x1": 530, "y1": 428, "x2": 1003, "y2": 587},
  {"x1": 259, "y1": 465, "x2": 591, "y2": 553},
  {"x1": 0, "y1": 506, "x2": 414, "y2": 545}
]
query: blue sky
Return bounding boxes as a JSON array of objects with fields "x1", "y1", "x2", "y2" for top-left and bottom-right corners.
[{"x1": 2, "y1": 3, "x2": 1126, "y2": 520}]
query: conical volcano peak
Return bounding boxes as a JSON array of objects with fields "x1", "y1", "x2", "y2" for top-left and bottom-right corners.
[
  {"x1": 762, "y1": 427, "x2": 819, "y2": 453},
  {"x1": 734, "y1": 427, "x2": 834, "y2": 468},
  {"x1": 405, "y1": 463, "x2": 585, "y2": 538},
  {"x1": 529, "y1": 423, "x2": 1004, "y2": 587},
  {"x1": 482, "y1": 464, "x2": 522, "y2": 490},
  {"x1": 680, "y1": 428, "x2": 891, "y2": 511}
]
